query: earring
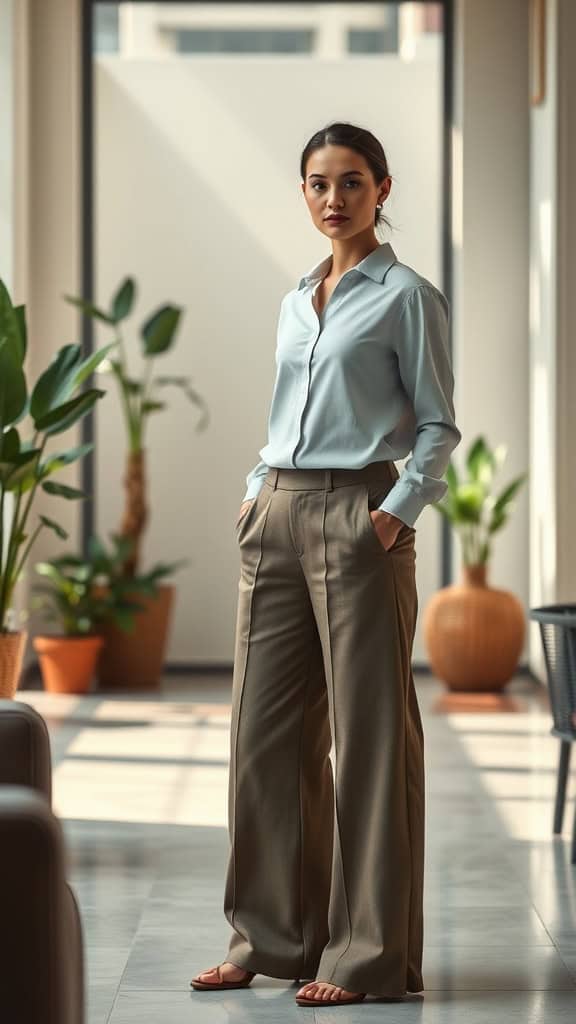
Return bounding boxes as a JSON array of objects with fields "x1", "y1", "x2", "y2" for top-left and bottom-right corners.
[{"x1": 376, "y1": 204, "x2": 383, "y2": 210}]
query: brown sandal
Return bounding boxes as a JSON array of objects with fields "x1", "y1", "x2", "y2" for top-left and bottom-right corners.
[
  {"x1": 190, "y1": 963, "x2": 256, "y2": 990},
  {"x1": 295, "y1": 985, "x2": 366, "y2": 1007}
]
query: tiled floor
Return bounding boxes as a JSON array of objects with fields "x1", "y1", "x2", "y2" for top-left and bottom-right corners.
[{"x1": 19, "y1": 672, "x2": 576, "y2": 1023}]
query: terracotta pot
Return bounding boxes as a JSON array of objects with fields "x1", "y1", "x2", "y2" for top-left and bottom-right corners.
[
  {"x1": 423, "y1": 562, "x2": 525, "y2": 691},
  {"x1": 33, "y1": 634, "x2": 104, "y2": 694},
  {"x1": 0, "y1": 630, "x2": 28, "y2": 699},
  {"x1": 96, "y1": 583, "x2": 175, "y2": 690}
]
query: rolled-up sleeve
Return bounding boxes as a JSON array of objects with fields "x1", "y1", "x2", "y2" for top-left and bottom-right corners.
[{"x1": 377, "y1": 284, "x2": 462, "y2": 528}]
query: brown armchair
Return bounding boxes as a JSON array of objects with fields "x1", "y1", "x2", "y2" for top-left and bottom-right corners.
[{"x1": 0, "y1": 699, "x2": 85, "y2": 1023}]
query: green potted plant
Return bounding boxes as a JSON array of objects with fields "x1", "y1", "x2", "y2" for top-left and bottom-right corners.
[
  {"x1": 0, "y1": 277, "x2": 113, "y2": 698},
  {"x1": 64, "y1": 278, "x2": 209, "y2": 688},
  {"x1": 423, "y1": 435, "x2": 528, "y2": 692},
  {"x1": 32, "y1": 533, "x2": 183, "y2": 693}
]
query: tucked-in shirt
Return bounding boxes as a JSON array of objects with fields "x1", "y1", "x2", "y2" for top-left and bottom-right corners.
[{"x1": 242, "y1": 241, "x2": 461, "y2": 528}]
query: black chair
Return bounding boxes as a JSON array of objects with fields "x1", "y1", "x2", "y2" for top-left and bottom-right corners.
[{"x1": 529, "y1": 604, "x2": 576, "y2": 864}]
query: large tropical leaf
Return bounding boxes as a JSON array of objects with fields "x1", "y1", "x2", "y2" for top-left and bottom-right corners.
[
  {"x1": 9, "y1": 394, "x2": 31, "y2": 428},
  {"x1": 0, "y1": 448, "x2": 41, "y2": 489},
  {"x1": 42, "y1": 481, "x2": 88, "y2": 500},
  {"x1": 13, "y1": 305, "x2": 27, "y2": 360},
  {"x1": 0, "y1": 279, "x2": 25, "y2": 363},
  {"x1": 465, "y1": 436, "x2": 490, "y2": 479},
  {"x1": 111, "y1": 278, "x2": 136, "y2": 322},
  {"x1": 30, "y1": 344, "x2": 82, "y2": 420},
  {"x1": 0, "y1": 338, "x2": 27, "y2": 428},
  {"x1": 40, "y1": 442, "x2": 94, "y2": 478},
  {"x1": 29, "y1": 340, "x2": 111, "y2": 422},
  {"x1": 491, "y1": 474, "x2": 528, "y2": 516},
  {"x1": 64, "y1": 293, "x2": 116, "y2": 325},
  {"x1": 141, "y1": 304, "x2": 182, "y2": 356},
  {"x1": 69, "y1": 342, "x2": 117, "y2": 390},
  {"x1": 34, "y1": 388, "x2": 104, "y2": 435},
  {"x1": 0, "y1": 427, "x2": 20, "y2": 460}
]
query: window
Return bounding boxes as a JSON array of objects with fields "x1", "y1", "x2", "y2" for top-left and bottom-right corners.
[
  {"x1": 348, "y1": 24, "x2": 399, "y2": 54},
  {"x1": 174, "y1": 27, "x2": 315, "y2": 54},
  {"x1": 93, "y1": 3, "x2": 119, "y2": 53}
]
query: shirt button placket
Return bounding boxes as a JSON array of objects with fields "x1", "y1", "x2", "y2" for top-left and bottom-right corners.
[{"x1": 292, "y1": 326, "x2": 321, "y2": 466}]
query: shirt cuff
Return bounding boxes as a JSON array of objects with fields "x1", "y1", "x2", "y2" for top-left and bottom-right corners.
[
  {"x1": 377, "y1": 480, "x2": 429, "y2": 529},
  {"x1": 243, "y1": 479, "x2": 265, "y2": 501}
]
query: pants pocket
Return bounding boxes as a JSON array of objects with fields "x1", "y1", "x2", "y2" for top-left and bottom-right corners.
[
  {"x1": 235, "y1": 486, "x2": 265, "y2": 538},
  {"x1": 363, "y1": 481, "x2": 416, "y2": 552},
  {"x1": 235, "y1": 499, "x2": 255, "y2": 534}
]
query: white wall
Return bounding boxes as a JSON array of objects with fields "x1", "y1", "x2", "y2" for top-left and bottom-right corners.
[
  {"x1": 452, "y1": 0, "x2": 530, "y2": 656},
  {"x1": 94, "y1": 49, "x2": 444, "y2": 664},
  {"x1": 0, "y1": 0, "x2": 14, "y2": 287},
  {"x1": 529, "y1": 0, "x2": 558, "y2": 672},
  {"x1": 528, "y1": 0, "x2": 576, "y2": 676}
]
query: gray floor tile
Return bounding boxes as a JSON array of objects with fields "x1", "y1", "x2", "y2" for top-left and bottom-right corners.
[
  {"x1": 423, "y1": 905, "x2": 554, "y2": 946},
  {"x1": 421, "y1": 945, "x2": 575, "y2": 989},
  {"x1": 107, "y1": 988, "x2": 576, "y2": 1024},
  {"x1": 20, "y1": 673, "x2": 576, "y2": 1024}
]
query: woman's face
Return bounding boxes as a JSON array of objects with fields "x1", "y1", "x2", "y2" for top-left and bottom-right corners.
[{"x1": 301, "y1": 144, "x2": 391, "y2": 241}]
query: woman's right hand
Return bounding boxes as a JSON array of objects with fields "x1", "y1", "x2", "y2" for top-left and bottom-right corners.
[{"x1": 235, "y1": 499, "x2": 255, "y2": 528}]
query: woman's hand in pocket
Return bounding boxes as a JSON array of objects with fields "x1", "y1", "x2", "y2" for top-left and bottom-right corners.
[
  {"x1": 369, "y1": 510, "x2": 404, "y2": 551},
  {"x1": 235, "y1": 499, "x2": 255, "y2": 529}
]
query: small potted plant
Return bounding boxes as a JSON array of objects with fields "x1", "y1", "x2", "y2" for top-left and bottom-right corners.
[
  {"x1": 65, "y1": 278, "x2": 208, "y2": 688},
  {"x1": 32, "y1": 556, "x2": 107, "y2": 695},
  {"x1": 423, "y1": 435, "x2": 528, "y2": 692},
  {"x1": 32, "y1": 537, "x2": 152, "y2": 693},
  {"x1": 32, "y1": 533, "x2": 185, "y2": 693},
  {"x1": 0, "y1": 276, "x2": 113, "y2": 698}
]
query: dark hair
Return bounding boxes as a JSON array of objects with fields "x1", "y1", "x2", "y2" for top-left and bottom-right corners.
[{"x1": 300, "y1": 121, "x2": 394, "y2": 233}]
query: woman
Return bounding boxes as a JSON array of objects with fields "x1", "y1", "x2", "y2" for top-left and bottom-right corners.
[{"x1": 191, "y1": 121, "x2": 461, "y2": 1007}]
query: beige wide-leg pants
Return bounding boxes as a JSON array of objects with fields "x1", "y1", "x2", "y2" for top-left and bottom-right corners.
[{"x1": 223, "y1": 460, "x2": 424, "y2": 999}]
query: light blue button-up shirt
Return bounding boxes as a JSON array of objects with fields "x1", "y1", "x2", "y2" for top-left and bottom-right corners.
[{"x1": 242, "y1": 241, "x2": 461, "y2": 528}]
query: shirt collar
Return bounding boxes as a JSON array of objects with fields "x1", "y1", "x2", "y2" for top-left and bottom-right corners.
[{"x1": 297, "y1": 241, "x2": 397, "y2": 290}]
